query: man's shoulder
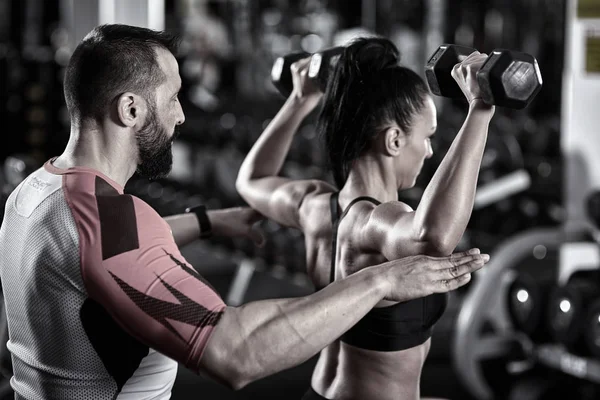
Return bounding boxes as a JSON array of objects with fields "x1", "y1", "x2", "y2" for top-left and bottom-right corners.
[
  {"x1": 66, "y1": 174, "x2": 160, "y2": 221},
  {"x1": 65, "y1": 174, "x2": 167, "y2": 257}
]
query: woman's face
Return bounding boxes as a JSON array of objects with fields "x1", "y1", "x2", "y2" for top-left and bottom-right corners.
[{"x1": 396, "y1": 95, "x2": 437, "y2": 189}]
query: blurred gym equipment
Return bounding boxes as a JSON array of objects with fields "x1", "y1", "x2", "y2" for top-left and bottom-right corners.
[
  {"x1": 507, "y1": 268, "x2": 556, "y2": 343},
  {"x1": 506, "y1": 375, "x2": 578, "y2": 400},
  {"x1": 454, "y1": 228, "x2": 566, "y2": 400},
  {"x1": 586, "y1": 190, "x2": 600, "y2": 230},
  {"x1": 547, "y1": 270, "x2": 600, "y2": 354},
  {"x1": 583, "y1": 297, "x2": 600, "y2": 358},
  {"x1": 453, "y1": 0, "x2": 600, "y2": 398},
  {"x1": 3, "y1": 155, "x2": 38, "y2": 190},
  {"x1": 60, "y1": 0, "x2": 164, "y2": 48}
]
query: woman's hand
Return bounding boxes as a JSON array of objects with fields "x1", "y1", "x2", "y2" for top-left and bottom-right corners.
[
  {"x1": 289, "y1": 57, "x2": 323, "y2": 109},
  {"x1": 452, "y1": 52, "x2": 489, "y2": 104}
]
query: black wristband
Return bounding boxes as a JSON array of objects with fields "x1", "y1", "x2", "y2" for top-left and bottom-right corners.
[{"x1": 185, "y1": 205, "x2": 212, "y2": 239}]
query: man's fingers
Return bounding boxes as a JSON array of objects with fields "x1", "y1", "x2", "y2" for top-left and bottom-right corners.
[
  {"x1": 444, "y1": 253, "x2": 489, "y2": 269},
  {"x1": 428, "y1": 247, "x2": 480, "y2": 263},
  {"x1": 449, "y1": 254, "x2": 490, "y2": 268},
  {"x1": 449, "y1": 248, "x2": 480, "y2": 260},
  {"x1": 439, "y1": 258, "x2": 486, "y2": 280},
  {"x1": 436, "y1": 273, "x2": 473, "y2": 292}
]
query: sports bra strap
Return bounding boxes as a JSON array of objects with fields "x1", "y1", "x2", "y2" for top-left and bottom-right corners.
[
  {"x1": 338, "y1": 196, "x2": 381, "y2": 222},
  {"x1": 329, "y1": 192, "x2": 340, "y2": 284},
  {"x1": 329, "y1": 195, "x2": 381, "y2": 285},
  {"x1": 329, "y1": 192, "x2": 340, "y2": 226}
]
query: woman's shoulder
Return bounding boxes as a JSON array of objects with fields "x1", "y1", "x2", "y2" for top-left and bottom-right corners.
[
  {"x1": 342, "y1": 198, "x2": 413, "y2": 219},
  {"x1": 297, "y1": 180, "x2": 337, "y2": 231}
]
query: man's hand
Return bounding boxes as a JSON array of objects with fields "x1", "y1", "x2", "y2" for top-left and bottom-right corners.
[
  {"x1": 207, "y1": 207, "x2": 266, "y2": 247},
  {"x1": 381, "y1": 248, "x2": 489, "y2": 302}
]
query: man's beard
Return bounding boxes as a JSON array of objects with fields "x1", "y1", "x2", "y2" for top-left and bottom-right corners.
[{"x1": 135, "y1": 104, "x2": 179, "y2": 180}]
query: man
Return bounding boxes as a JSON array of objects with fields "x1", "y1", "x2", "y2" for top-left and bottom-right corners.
[{"x1": 0, "y1": 24, "x2": 489, "y2": 399}]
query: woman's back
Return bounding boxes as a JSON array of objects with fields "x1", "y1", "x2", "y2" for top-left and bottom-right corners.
[{"x1": 302, "y1": 192, "x2": 439, "y2": 400}]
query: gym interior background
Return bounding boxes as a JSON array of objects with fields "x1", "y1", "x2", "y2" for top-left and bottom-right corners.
[{"x1": 1, "y1": 0, "x2": 599, "y2": 399}]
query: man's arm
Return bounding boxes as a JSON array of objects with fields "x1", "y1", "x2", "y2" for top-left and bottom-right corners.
[
  {"x1": 164, "y1": 213, "x2": 201, "y2": 247},
  {"x1": 201, "y1": 265, "x2": 387, "y2": 389},
  {"x1": 164, "y1": 207, "x2": 264, "y2": 248},
  {"x1": 236, "y1": 58, "x2": 327, "y2": 230},
  {"x1": 84, "y1": 197, "x2": 487, "y2": 391},
  {"x1": 199, "y1": 250, "x2": 488, "y2": 389}
]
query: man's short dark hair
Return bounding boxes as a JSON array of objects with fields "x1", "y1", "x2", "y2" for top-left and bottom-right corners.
[{"x1": 63, "y1": 24, "x2": 179, "y2": 124}]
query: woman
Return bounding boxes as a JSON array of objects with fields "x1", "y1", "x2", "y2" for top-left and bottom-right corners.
[{"x1": 236, "y1": 37, "x2": 494, "y2": 400}]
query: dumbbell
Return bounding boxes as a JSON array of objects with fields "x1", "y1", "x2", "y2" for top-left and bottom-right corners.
[
  {"x1": 271, "y1": 51, "x2": 309, "y2": 97},
  {"x1": 546, "y1": 270, "x2": 600, "y2": 355},
  {"x1": 271, "y1": 47, "x2": 344, "y2": 97},
  {"x1": 307, "y1": 46, "x2": 344, "y2": 92},
  {"x1": 425, "y1": 44, "x2": 543, "y2": 109}
]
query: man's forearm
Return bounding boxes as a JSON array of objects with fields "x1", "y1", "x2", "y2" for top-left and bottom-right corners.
[
  {"x1": 236, "y1": 96, "x2": 315, "y2": 187},
  {"x1": 164, "y1": 214, "x2": 200, "y2": 247},
  {"x1": 200, "y1": 265, "x2": 388, "y2": 389},
  {"x1": 415, "y1": 101, "x2": 494, "y2": 253},
  {"x1": 165, "y1": 211, "x2": 221, "y2": 247}
]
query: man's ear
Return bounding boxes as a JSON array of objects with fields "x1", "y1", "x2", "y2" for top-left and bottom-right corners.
[
  {"x1": 115, "y1": 92, "x2": 148, "y2": 128},
  {"x1": 382, "y1": 126, "x2": 408, "y2": 157}
]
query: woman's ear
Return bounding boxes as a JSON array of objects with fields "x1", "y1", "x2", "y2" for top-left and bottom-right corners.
[
  {"x1": 382, "y1": 126, "x2": 408, "y2": 156},
  {"x1": 115, "y1": 92, "x2": 148, "y2": 128}
]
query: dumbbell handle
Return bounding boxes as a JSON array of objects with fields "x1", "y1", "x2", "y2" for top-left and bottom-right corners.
[
  {"x1": 425, "y1": 44, "x2": 477, "y2": 99},
  {"x1": 307, "y1": 47, "x2": 344, "y2": 91},
  {"x1": 426, "y1": 45, "x2": 476, "y2": 71}
]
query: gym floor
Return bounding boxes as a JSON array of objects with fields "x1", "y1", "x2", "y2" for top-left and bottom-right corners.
[{"x1": 171, "y1": 241, "x2": 479, "y2": 400}]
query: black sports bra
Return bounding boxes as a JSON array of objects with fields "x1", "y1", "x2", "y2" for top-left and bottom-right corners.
[{"x1": 326, "y1": 192, "x2": 448, "y2": 352}]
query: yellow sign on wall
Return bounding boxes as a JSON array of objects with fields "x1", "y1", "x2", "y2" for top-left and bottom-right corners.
[
  {"x1": 587, "y1": 35, "x2": 600, "y2": 72},
  {"x1": 578, "y1": 0, "x2": 600, "y2": 18}
]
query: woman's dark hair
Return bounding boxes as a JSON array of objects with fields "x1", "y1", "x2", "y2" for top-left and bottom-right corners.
[
  {"x1": 318, "y1": 37, "x2": 430, "y2": 188},
  {"x1": 63, "y1": 24, "x2": 180, "y2": 125}
]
